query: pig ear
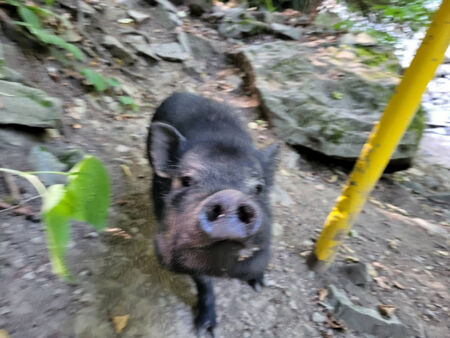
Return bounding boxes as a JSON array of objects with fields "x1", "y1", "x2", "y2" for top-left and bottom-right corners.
[
  {"x1": 148, "y1": 122, "x2": 186, "y2": 178},
  {"x1": 259, "y1": 142, "x2": 282, "y2": 186}
]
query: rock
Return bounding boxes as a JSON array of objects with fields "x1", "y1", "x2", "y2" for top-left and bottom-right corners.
[
  {"x1": 155, "y1": 0, "x2": 178, "y2": 13},
  {"x1": 59, "y1": 0, "x2": 96, "y2": 16},
  {"x1": 127, "y1": 10, "x2": 150, "y2": 23},
  {"x1": 152, "y1": 43, "x2": 188, "y2": 62},
  {"x1": 235, "y1": 42, "x2": 424, "y2": 164},
  {"x1": 102, "y1": 35, "x2": 137, "y2": 64},
  {"x1": 339, "y1": 262, "x2": 370, "y2": 287},
  {"x1": 324, "y1": 285, "x2": 408, "y2": 337},
  {"x1": 115, "y1": 144, "x2": 130, "y2": 153},
  {"x1": 153, "y1": 5, "x2": 181, "y2": 29},
  {"x1": 56, "y1": 147, "x2": 85, "y2": 168},
  {"x1": 0, "y1": 43, "x2": 23, "y2": 82},
  {"x1": 341, "y1": 32, "x2": 377, "y2": 46},
  {"x1": 0, "y1": 80, "x2": 62, "y2": 128},
  {"x1": 270, "y1": 23, "x2": 302, "y2": 40},
  {"x1": 177, "y1": 32, "x2": 218, "y2": 60},
  {"x1": 133, "y1": 43, "x2": 161, "y2": 62},
  {"x1": 28, "y1": 146, "x2": 68, "y2": 185},
  {"x1": 313, "y1": 12, "x2": 341, "y2": 29},
  {"x1": 218, "y1": 11, "x2": 270, "y2": 38},
  {"x1": 311, "y1": 312, "x2": 326, "y2": 323},
  {"x1": 188, "y1": 0, "x2": 212, "y2": 17}
]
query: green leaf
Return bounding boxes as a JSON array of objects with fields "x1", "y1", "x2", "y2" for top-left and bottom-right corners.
[
  {"x1": 42, "y1": 184, "x2": 73, "y2": 278},
  {"x1": 107, "y1": 78, "x2": 121, "y2": 88},
  {"x1": 332, "y1": 91, "x2": 343, "y2": 100},
  {"x1": 45, "y1": 0, "x2": 55, "y2": 6},
  {"x1": 30, "y1": 28, "x2": 85, "y2": 61},
  {"x1": 66, "y1": 156, "x2": 110, "y2": 230},
  {"x1": 119, "y1": 96, "x2": 139, "y2": 111},
  {"x1": 81, "y1": 68, "x2": 109, "y2": 92},
  {"x1": 18, "y1": 6, "x2": 42, "y2": 29}
]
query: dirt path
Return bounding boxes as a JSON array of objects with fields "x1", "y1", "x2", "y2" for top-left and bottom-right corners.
[{"x1": 0, "y1": 1, "x2": 449, "y2": 337}]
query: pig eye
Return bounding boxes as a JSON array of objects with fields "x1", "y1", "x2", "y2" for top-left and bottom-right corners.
[
  {"x1": 255, "y1": 184, "x2": 263, "y2": 195},
  {"x1": 181, "y1": 176, "x2": 192, "y2": 187}
]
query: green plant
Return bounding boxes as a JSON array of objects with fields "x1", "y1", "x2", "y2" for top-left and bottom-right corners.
[
  {"x1": 0, "y1": 155, "x2": 110, "y2": 279},
  {"x1": 4, "y1": 0, "x2": 85, "y2": 60},
  {"x1": 81, "y1": 68, "x2": 121, "y2": 92},
  {"x1": 118, "y1": 96, "x2": 139, "y2": 111}
]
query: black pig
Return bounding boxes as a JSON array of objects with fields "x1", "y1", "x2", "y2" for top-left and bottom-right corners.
[{"x1": 147, "y1": 92, "x2": 279, "y2": 333}]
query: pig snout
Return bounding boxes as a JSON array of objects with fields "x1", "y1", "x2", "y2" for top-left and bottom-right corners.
[{"x1": 198, "y1": 189, "x2": 262, "y2": 241}]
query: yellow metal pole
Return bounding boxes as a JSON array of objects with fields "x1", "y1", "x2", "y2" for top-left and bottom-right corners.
[{"x1": 308, "y1": 0, "x2": 450, "y2": 271}]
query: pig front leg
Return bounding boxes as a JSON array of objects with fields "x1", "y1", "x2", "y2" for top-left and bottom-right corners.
[
  {"x1": 247, "y1": 271, "x2": 266, "y2": 292},
  {"x1": 193, "y1": 275, "x2": 216, "y2": 334}
]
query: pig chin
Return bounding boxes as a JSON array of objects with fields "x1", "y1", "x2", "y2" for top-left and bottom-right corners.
[{"x1": 154, "y1": 214, "x2": 257, "y2": 275}]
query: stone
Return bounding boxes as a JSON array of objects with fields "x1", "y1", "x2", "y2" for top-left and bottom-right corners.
[
  {"x1": 311, "y1": 312, "x2": 326, "y2": 323},
  {"x1": 187, "y1": 0, "x2": 212, "y2": 17},
  {"x1": 177, "y1": 32, "x2": 218, "y2": 60},
  {"x1": 324, "y1": 285, "x2": 408, "y2": 337},
  {"x1": 152, "y1": 43, "x2": 188, "y2": 62},
  {"x1": 218, "y1": 10, "x2": 270, "y2": 38},
  {"x1": 102, "y1": 35, "x2": 137, "y2": 64},
  {"x1": 0, "y1": 80, "x2": 62, "y2": 128},
  {"x1": 339, "y1": 262, "x2": 370, "y2": 287},
  {"x1": 133, "y1": 43, "x2": 161, "y2": 62},
  {"x1": 153, "y1": 5, "x2": 180, "y2": 30},
  {"x1": 155, "y1": 0, "x2": 178, "y2": 13},
  {"x1": 235, "y1": 42, "x2": 424, "y2": 164},
  {"x1": 59, "y1": 0, "x2": 96, "y2": 16},
  {"x1": 127, "y1": 10, "x2": 150, "y2": 23},
  {"x1": 271, "y1": 23, "x2": 302, "y2": 40},
  {"x1": 28, "y1": 146, "x2": 68, "y2": 185},
  {"x1": 341, "y1": 32, "x2": 377, "y2": 46}
]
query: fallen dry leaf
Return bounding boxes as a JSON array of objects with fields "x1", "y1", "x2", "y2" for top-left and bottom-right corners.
[
  {"x1": 318, "y1": 288, "x2": 328, "y2": 301},
  {"x1": 378, "y1": 304, "x2": 396, "y2": 318},
  {"x1": 393, "y1": 281, "x2": 405, "y2": 290},
  {"x1": 327, "y1": 175, "x2": 338, "y2": 183},
  {"x1": 327, "y1": 315, "x2": 345, "y2": 330},
  {"x1": 112, "y1": 314, "x2": 129, "y2": 334},
  {"x1": 72, "y1": 123, "x2": 82, "y2": 129},
  {"x1": 344, "y1": 256, "x2": 359, "y2": 263},
  {"x1": 0, "y1": 329, "x2": 10, "y2": 338},
  {"x1": 341, "y1": 244, "x2": 355, "y2": 254},
  {"x1": 120, "y1": 165, "x2": 133, "y2": 179},
  {"x1": 373, "y1": 276, "x2": 391, "y2": 290},
  {"x1": 372, "y1": 261, "x2": 388, "y2": 271}
]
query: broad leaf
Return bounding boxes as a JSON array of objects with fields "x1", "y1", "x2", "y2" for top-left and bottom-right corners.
[
  {"x1": 81, "y1": 68, "x2": 109, "y2": 92},
  {"x1": 42, "y1": 184, "x2": 72, "y2": 278},
  {"x1": 67, "y1": 156, "x2": 110, "y2": 230},
  {"x1": 30, "y1": 28, "x2": 85, "y2": 61},
  {"x1": 18, "y1": 6, "x2": 42, "y2": 29}
]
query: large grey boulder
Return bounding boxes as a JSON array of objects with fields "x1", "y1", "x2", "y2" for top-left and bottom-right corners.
[
  {"x1": 0, "y1": 80, "x2": 62, "y2": 129},
  {"x1": 324, "y1": 285, "x2": 408, "y2": 337},
  {"x1": 236, "y1": 42, "x2": 425, "y2": 164}
]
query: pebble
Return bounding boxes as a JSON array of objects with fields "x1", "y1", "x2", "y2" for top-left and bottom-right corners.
[
  {"x1": 22, "y1": 271, "x2": 36, "y2": 280},
  {"x1": 30, "y1": 236, "x2": 43, "y2": 244},
  {"x1": 116, "y1": 145, "x2": 130, "y2": 153},
  {"x1": 312, "y1": 312, "x2": 326, "y2": 323}
]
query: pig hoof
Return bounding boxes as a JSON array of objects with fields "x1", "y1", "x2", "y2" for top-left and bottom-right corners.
[
  {"x1": 195, "y1": 312, "x2": 216, "y2": 337},
  {"x1": 248, "y1": 275, "x2": 266, "y2": 292}
]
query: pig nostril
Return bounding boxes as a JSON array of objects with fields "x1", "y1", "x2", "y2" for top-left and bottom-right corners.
[
  {"x1": 237, "y1": 205, "x2": 255, "y2": 225},
  {"x1": 207, "y1": 204, "x2": 223, "y2": 222}
]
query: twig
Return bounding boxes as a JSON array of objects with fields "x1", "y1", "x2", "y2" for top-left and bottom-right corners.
[
  {"x1": 3, "y1": 172, "x2": 20, "y2": 202},
  {"x1": 0, "y1": 195, "x2": 40, "y2": 215}
]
